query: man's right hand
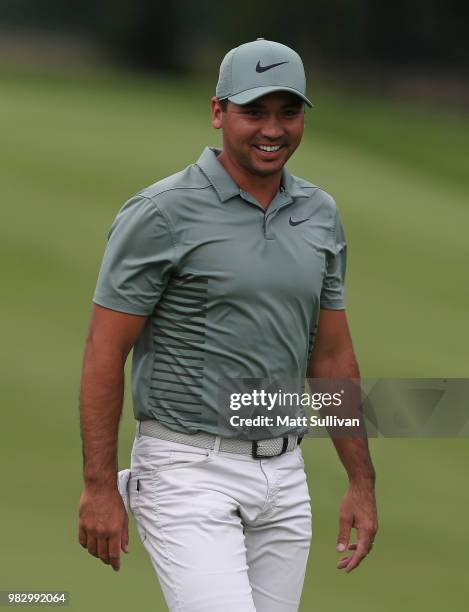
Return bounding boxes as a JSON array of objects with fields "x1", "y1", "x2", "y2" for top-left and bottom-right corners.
[
  {"x1": 78, "y1": 487, "x2": 129, "y2": 572},
  {"x1": 78, "y1": 306, "x2": 147, "y2": 572}
]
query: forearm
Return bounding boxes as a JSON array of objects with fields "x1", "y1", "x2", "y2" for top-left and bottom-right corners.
[
  {"x1": 309, "y1": 345, "x2": 375, "y2": 488},
  {"x1": 79, "y1": 337, "x2": 126, "y2": 491}
]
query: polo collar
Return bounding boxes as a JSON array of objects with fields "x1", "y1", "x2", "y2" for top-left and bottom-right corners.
[
  {"x1": 281, "y1": 166, "x2": 311, "y2": 199},
  {"x1": 196, "y1": 147, "x2": 240, "y2": 202},
  {"x1": 195, "y1": 146, "x2": 310, "y2": 203}
]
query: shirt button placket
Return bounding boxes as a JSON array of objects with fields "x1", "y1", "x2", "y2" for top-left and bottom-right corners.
[{"x1": 264, "y1": 214, "x2": 275, "y2": 240}]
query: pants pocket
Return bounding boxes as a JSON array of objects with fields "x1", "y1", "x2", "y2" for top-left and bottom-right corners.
[
  {"x1": 128, "y1": 472, "x2": 154, "y2": 543},
  {"x1": 163, "y1": 448, "x2": 212, "y2": 471},
  {"x1": 117, "y1": 469, "x2": 131, "y2": 514},
  {"x1": 295, "y1": 447, "x2": 306, "y2": 469}
]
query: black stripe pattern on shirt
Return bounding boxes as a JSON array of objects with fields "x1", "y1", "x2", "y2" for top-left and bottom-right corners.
[
  {"x1": 307, "y1": 323, "x2": 317, "y2": 361},
  {"x1": 150, "y1": 274, "x2": 208, "y2": 427}
]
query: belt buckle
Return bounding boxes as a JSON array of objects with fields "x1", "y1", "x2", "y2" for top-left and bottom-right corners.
[{"x1": 252, "y1": 437, "x2": 289, "y2": 459}]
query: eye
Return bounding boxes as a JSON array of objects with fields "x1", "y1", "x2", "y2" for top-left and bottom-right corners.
[
  {"x1": 283, "y1": 108, "x2": 302, "y2": 118},
  {"x1": 245, "y1": 109, "x2": 262, "y2": 118}
]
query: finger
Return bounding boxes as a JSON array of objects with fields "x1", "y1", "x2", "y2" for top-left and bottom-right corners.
[
  {"x1": 121, "y1": 520, "x2": 129, "y2": 554},
  {"x1": 97, "y1": 536, "x2": 110, "y2": 565},
  {"x1": 337, "y1": 555, "x2": 352, "y2": 569},
  {"x1": 345, "y1": 552, "x2": 366, "y2": 572},
  {"x1": 336, "y1": 514, "x2": 352, "y2": 552},
  {"x1": 345, "y1": 537, "x2": 371, "y2": 573},
  {"x1": 336, "y1": 543, "x2": 357, "y2": 562},
  {"x1": 87, "y1": 536, "x2": 98, "y2": 558},
  {"x1": 109, "y1": 534, "x2": 122, "y2": 572},
  {"x1": 357, "y1": 531, "x2": 373, "y2": 555},
  {"x1": 78, "y1": 526, "x2": 87, "y2": 549}
]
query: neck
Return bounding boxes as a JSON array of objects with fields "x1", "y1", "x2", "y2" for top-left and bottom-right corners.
[{"x1": 217, "y1": 149, "x2": 282, "y2": 210}]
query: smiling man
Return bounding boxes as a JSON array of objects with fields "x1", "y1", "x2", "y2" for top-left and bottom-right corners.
[
  {"x1": 213, "y1": 92, "x2": 304, "y2": 208},
  {"x1": 79, "y1": 38, "x2": 378, "y2": 612}
]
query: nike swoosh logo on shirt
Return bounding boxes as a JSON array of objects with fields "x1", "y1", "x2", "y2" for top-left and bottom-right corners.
[
  {"x1": 256, "y1": 61, "x2": 289, "y2": 73},
  {"x1": 289, "y1": 217, "x2": 311, "y2": 227}
]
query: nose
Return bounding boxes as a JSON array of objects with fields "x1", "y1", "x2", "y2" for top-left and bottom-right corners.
[{"x1": 259, "y1": 116, "x2": 284, "y2": 140}]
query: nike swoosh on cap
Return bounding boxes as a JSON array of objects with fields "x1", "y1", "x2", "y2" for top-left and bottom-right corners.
[
  {"x1": 256, "y1": 60, "x2": 289, "y2": 73},
  {"x1": 289, "y1": 217, "x2": 311, "y2": 227}
]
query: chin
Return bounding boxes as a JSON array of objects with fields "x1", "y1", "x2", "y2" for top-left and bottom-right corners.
[
  {"x1": 252, "y1": 160, "x2": 285, "y2": 175},
  {"x1": 253, "y1": 164, "x2": 283, "y2": 177}
]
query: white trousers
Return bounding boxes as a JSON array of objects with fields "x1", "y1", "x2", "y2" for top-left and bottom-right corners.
[{"x1": 123, "y1": 431, "x2": 312, "y2": 612}]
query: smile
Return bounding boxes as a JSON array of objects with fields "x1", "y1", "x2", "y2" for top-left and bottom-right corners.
[{"x1": 254, "y1": 145, "x2": 283, "y2": 152}]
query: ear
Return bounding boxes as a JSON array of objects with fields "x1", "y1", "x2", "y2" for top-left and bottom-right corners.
[{"x1": 211, "y1": 96, "x2": 223, "y2": 129}]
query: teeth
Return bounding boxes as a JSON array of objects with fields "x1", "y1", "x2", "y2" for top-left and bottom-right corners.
[{"x1": 258, "y1": 145, "x2": 281, "y2": 152}]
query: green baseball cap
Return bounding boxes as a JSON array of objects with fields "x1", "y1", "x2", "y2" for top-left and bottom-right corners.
[{"x1": 216, "y1": 38, "x2": 312, "y2": 107}]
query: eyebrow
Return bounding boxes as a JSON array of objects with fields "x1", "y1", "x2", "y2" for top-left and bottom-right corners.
[{"x1": 242, "y1": 102, "x2": 303, "y2": 110}]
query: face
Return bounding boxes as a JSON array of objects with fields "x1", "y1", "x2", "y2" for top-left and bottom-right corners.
[{"x1": 211, "y1": 91, "x2": 305, "y2": 177}]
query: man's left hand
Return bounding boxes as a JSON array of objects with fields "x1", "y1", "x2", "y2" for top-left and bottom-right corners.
[{"x1": 336, "y1": 483, "x2": 378, "y2": 573}]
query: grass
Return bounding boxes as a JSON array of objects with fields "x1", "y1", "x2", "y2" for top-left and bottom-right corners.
[{"x1": 1, "y1": 65, "x2": 468, "y2": 611}]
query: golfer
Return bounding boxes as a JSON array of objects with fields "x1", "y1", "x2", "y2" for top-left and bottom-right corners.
[{"x1": 78, "y1": 38, "x2": 378, "y2": 612}]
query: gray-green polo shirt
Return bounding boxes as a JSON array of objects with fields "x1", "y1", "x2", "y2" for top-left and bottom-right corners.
[{"x1": 93, "y1": 146, "x2": 347, "y2": 437}]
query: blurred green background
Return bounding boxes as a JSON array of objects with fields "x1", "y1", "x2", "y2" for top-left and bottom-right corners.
[{"x1": 1, "y1": 2, "x2": 469, "y2": 610}]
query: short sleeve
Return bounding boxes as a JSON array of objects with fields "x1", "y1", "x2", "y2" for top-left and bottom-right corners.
[
  {"x1": 320, "y1": 205, "x2": 347, "y2": 310},
  {"x1": 93, "y1": 195, "x2": 176, "y2": 315}
]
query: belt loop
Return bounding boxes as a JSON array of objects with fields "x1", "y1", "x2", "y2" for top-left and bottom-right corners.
[
  {"x1": 136, "y1": 420, "x2": 141, "y2": 438},
  {"x1": 287, "y1": 434, "x2": 296, "y2": 452},
  {"x1": 212, "y1": 436, "x2": 221, "y2": 454}
]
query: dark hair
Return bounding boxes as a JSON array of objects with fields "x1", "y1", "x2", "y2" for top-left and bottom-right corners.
[{"x1": 218, "y1": 98, "x2": 229, "y2": 112}]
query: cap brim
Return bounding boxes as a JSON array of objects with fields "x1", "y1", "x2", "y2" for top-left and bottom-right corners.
[{"x1": 228, "y1": 86, "x2": 313, "y2": 108}]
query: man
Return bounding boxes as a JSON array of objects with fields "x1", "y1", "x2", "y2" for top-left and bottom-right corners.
[{"x1": 78, "y1": 38, "x2": 378, "y2": 611}]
